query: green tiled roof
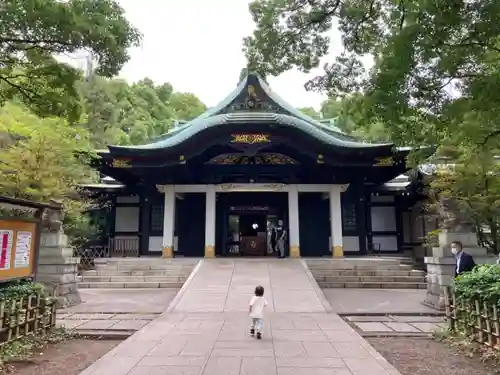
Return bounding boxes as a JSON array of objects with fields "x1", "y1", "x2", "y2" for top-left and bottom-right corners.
[{"x1": 108, "y1": 72, "x2": 392, "y2": 152}]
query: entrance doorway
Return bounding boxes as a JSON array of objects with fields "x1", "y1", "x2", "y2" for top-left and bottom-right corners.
[
  {"x1": 226, "y1": 212, "x2": 283, "y2": 256},
  {"x1": 218, "y1": 192, "x2": 287, "y2": 257}
]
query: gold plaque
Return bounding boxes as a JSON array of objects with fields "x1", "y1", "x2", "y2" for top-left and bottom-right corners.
[
  {"x1": 112, "y1": 158, "x2": 131, "y2": 168},
  {"x1": 231, "y1": 133, "x2": 270, "y2": 144}
]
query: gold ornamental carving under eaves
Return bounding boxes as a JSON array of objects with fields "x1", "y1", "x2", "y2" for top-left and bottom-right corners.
[{"x1": 230, "y1": 133, "x2": 270, "y2": 144}]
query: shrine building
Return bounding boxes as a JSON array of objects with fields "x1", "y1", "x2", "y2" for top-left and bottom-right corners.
[{"x1": 84, "y1": 72, "x2": 429, "y2": 258}]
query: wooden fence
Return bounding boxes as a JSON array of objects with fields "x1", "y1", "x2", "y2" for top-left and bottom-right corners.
[
  {"x1": 444, "y1": 287, "x2": 500, "y2": 350},
  {"x1": 0, "y1": 294, "x2": 57, "y2": 345}
]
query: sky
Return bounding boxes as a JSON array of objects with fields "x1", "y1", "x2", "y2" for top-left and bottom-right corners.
[{"x1": 92, "y1": 0, "x2": 348, "y2": 110}]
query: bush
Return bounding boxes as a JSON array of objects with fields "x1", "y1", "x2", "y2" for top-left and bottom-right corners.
[
  {"x1": 0, "y1": 280, "x2": 47, "y2": 304},
  {"x1": 454, "y1": 264, "x2": 500, "y2": 308}
]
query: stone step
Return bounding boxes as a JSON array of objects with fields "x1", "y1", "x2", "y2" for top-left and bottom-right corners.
[
  {"x1": 307, "y1": 264, "x2": 415, "y2": 271},
  {"x1": 78, "y1": 281, "x2": 184, "y2": 289},
  {"x1": 81, "y1": 275, "x2": 188, "y2": 282},
  {"x1": 83, "y1": 270, "x2": 192, "y2": 277},
  {"x1": 315, "y1": 275, "x2": 425, "y2": 283},
  {"x1": 310, "y1": 270, "x2": 425, "y2": 277},
  {"x1": 318, "y1": 281, "x2": 427, "y2": 289},
  {"x1": 94, "y1": 264, "x2": 196, "y2": 271}
]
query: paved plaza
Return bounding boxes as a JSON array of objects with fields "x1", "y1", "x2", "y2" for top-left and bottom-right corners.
[{"x1": 80, "y1": 259, "x2": 402, "y2": 375}]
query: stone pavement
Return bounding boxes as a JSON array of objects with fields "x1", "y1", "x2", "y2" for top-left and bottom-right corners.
[
  {"x1": 80, "y1": 259, "x2": 403, "y2": 375},
  {"x1": 323, "y1": 288, "x2": 438, "y2": 315},
  {"x1": 345, "y1": 315, "x2": 446, "y2": 336},
  {"x1": 57, "y1": 289, "x2": 178, "y2": 336}
]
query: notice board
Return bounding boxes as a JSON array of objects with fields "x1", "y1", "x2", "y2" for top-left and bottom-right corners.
[{"x1": 0, "y1": 219, "x2": 37, "y2": 282}]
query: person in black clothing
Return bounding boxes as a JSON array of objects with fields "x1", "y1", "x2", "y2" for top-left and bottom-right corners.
[
  {"x1": 270, "y1": 227, "x2": 277, "y2": 254},
  {"x1": 451, "y1": 240, "x2": 476, "y2": 277},
  {"x1": 275, "y1": 220, "x2": 287, "y2": 258}
]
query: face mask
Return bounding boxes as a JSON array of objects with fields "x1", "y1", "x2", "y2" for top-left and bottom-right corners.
[{"x1": 451, "y1": 247, "x2": 458, "y2": 255}]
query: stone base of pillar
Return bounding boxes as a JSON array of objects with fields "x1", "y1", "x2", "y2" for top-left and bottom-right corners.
[
  {"x1": 162, "y1": 246, "x2": 173, "y2": 258},
  {"x1": 289, "y1": 245, "x2": 300, "y2": 258},
  {"x1": 423, "y1": 231, "x2": 496, "y2": 310},
  {"x1": 37, "y1": 233, "x2": 81, "y2": 308},
  {"x1": 205, "y1": 245, "x2": 215, "y2": 258},
  {"x1": 332, "y1": 246, "x2": 343, "y2": 257}
]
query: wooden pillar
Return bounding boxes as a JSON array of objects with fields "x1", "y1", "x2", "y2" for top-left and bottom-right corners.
[
  {"x1": 205, "y1": 185, "x2": 216, "y2": 258},
  {"x1": 162, "y1": 185, "x2": 176, "y2": 258},
  {"x1": 288, "y1": 185, "x2": 300, "y2": 257},
  {"x1": 329, "y1": 185, "x2": 344, "y2": 257}
]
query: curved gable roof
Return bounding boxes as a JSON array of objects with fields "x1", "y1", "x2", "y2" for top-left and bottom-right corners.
[{"x1": 107, "y1": 72, "x2": 393, "y2": 153}]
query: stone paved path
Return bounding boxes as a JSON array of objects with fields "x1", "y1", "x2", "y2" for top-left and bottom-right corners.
[
  {"x1": 345, "y1": 315, "x2": 446, "y2": 336},
  {"x1": 57, "y1": 289, "x2": 177, "y2": 336},
  {"x1": 80, "y1": 259, "x2": 402, "y2": 375}
]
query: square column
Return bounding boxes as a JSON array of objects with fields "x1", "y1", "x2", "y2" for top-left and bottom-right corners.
[
  {"x1": 162, "y1": 185, "x2": 176, "y2": 258},
  {"x1": 205, "y1": 185, "x2": 216, "y2": 258},
  {"x1": 288, "y1": 185, "x2": 300, "y2": 257},
  {"x1": 329, "y1": 185, "x2": 344, "y2": 257}
]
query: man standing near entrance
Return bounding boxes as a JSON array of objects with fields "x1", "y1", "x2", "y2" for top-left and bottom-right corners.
[{"x1": 276, "y1": 220, "x2": 287, "y2": 258}]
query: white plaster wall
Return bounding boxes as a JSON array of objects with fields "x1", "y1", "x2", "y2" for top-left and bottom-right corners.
[
  {"x1": 116, "y1": 196, "x2": 140, "y2": 203},
  {"x1": 115, "y1": 206, "x2": 140, "y2": 232},
  {"x1": 148, "y1": 236, "x2": 178, "y2": 252},
  {"x1": 371, "y1": 206, "x2": 396, "y2": 232},
  {"x1": 329, "y1": 236, "x2": 360, "y2": 252},
  {"x1": 343, "y1": 236, "x2": 360, "y2": 252},
  {"x1": 372, "y1": 235, "x2": 398, "y2": 251}
]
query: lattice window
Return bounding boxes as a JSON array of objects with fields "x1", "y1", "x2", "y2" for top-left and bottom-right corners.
[
  {"x1": 150, "y1": 203, "x2": 164, "y2": 233},
  {"x1": 342, "y1": 203, "x2": 357, "y2": 232}
]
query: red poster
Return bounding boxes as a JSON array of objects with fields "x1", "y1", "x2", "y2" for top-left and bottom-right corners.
[{"x1": 0, "y1": 233, "x2": 8, "y2": 268}]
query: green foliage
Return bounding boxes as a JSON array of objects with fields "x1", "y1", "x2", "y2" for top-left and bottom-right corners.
[
  {"x1": 454, "y1": 265, "x2": 500, "y2": 307},
  {"x1": 429, "y1": 146, "x2": 500, "y2": 254},
  {"x1": 0, "y1": 280, "x2": 46, "y2": 301},
  {"x1": 244, "y1": 0, "x2": 500, "y2": 150},
  {"x1": 0, "y1": 0, "x2": 141, "y2": 121},
  {"x1": 298, "y1": 106, "x2": 321, "y2": 119},
  {"x1": 0, "y1": 103, "x2": 97, "y2": 217},
  {"x1": 79, "y1": 75, "x2": 207, "y2": 147}
]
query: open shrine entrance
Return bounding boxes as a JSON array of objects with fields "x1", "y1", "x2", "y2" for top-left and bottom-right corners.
[{"x1": 216, "y1": 192, "x2": 287, "y2": 257}]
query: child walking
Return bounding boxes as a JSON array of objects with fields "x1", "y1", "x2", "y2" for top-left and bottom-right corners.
[{"x1": 249, "y1": 285, "x2": 267, "y2": 339}]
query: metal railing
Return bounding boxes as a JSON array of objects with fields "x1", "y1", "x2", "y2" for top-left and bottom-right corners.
[{"x1": 76, "y1": 237, "x2": 140, "y2": 271}]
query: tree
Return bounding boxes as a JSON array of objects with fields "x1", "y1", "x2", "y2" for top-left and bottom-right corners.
[
  {"x1": 243, "y1": 0, "x2": 500, "y2": 149},
  {"x1": 0, "y1": 0, "x2": 141, "y2": 121},
  {"x1": 429, "y1": 145, "x2": 500, "y2": 254},
  {"x1": 0, "y1": 103, "x2": 96, "y2": 215},
  {"x1": 298, "y1": 106, "x2": 321, "y2": 119},
  {"x1": 79, "y1": 75, "x2": 207, "y2": 147}
]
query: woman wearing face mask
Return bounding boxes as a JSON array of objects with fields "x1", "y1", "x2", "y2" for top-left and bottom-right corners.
[{"x1": 451, "y1": 241, "x2": 476, "y2": 277}]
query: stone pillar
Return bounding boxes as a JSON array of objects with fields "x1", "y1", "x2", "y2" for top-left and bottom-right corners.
[
  {"x1": 205, "y1": 185, "x2": 216, "y2": 258},
  {"x1": 424, "y1": 197, "x2": 496, "y2": 309},
  {"x1": 288, "y1": 185, "x2": 300, "y2": 257},
  {"x1": 424, "y1": 232, "x2": 494, "y2": 310},
  {"x1": 329, "y1": 185, "x2": 343, "y2": 257},
  {"x1": 162, "y1": 185, "x2": 176, "y2": 258},
  {"x1": 37, "y1": 205, "x2": 80, "y2": 308}
]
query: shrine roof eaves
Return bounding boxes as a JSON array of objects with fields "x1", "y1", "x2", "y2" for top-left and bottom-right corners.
[{"x1": 105, "y1": 72, "x2": 394, "y2": 154}]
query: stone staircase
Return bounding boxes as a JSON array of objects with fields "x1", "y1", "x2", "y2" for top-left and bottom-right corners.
[
  {"x1": 306, "y1": 257, "x2": 427, "y2": 289},
  {"x1": 78, "y1": 258, "x2": 199, "y2": 289}
]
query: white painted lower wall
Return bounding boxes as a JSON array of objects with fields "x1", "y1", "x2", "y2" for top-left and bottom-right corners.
[{"x1": 148, "y1": 236, "x2": 178, "y2": 252}]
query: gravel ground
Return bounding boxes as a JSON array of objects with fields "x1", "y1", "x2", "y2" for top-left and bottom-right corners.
[
  {"x1": 368, "y1": 337, "x2": 499, "y2": 375},
  {"x1": 4, "y1": 339, "x2": 121, "y2": 375}
]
